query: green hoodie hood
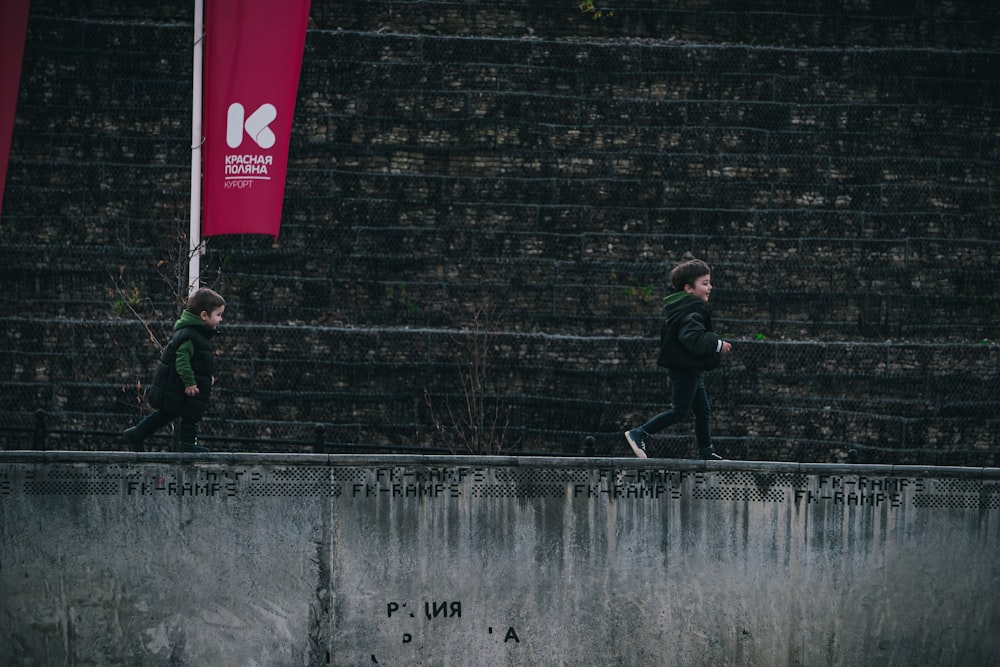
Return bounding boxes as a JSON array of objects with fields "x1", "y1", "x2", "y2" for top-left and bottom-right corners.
[
  {"x1": 174, "y1": 309, "x2": 211, "y2": 331},
  {"x1": 663, "y1": 291, "x2": 691, "y2": 306}
]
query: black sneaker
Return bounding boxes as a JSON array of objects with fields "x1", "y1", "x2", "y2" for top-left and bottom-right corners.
[
  {"x1": 179, "y1": 442, "x2": 210, "y2": 453},
  {"x1": 625, "y1": 429, "x2": 648, "y2": 459},
  {"x1": 123, "y1": 427, "x2": 144, "y2": 452},
  {"x1": 700, "y1": 451, "x2": 724, "y2": 461}
]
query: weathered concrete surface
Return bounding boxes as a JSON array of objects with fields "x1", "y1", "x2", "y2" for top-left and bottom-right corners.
[{"x1": 1, "y1": 452, "x2": 998, "y2": 666}]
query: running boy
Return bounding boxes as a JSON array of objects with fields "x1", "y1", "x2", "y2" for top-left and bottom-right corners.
[
  {"x1": 625, "y1": 259, "x2": 732, "y2": 459},
  {"x1": 124, "y1": 288, "x2": 225, "y2": 452}
]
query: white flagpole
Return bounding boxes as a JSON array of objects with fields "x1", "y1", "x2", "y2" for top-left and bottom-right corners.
[{"x1": 188, "y1": 0, "x2": 205, "y2": 296}]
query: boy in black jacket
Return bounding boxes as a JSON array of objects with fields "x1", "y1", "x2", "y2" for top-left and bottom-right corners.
[
  {"x1": 124, "y1": 288, "x2": 226, "y2": 452},
  {"x1": 625, "y1": 259, "x2": 732, "y2": 460}
]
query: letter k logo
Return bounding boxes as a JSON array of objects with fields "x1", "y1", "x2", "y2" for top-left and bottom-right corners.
[{"x1": 226, "y1": 103, "x2": 277, "y2": 149}]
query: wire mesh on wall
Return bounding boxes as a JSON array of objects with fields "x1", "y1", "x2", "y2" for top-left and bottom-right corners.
[{"x1": 1, "y1": 2, "x2": 998, "y2": 464}]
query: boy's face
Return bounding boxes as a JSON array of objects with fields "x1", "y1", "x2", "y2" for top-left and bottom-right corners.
[
  {"x1": 684, "y1": 274, "x2": 713, "y2": 303},
  {"x1": 200, "y1": 305, "x2": 225, "y2": 330}
]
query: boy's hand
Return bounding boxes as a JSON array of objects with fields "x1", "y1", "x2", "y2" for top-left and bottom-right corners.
[
  {"x1": 185, "y1": 385, "x2": 200, "y2": 396},
  {"x1": 720, "y1": 341, "x2": 732, "y2": 354}
]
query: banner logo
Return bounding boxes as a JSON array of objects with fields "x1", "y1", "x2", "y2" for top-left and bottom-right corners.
[
  {"x1": 226, "y1": 102, "x2": 277, "y2": 149},
  {"x1": 224, "y1": 102, "x2": 275, "y2": 183}
]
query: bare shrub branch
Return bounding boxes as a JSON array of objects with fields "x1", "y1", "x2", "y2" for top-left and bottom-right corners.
[{"x1": 424, "y1": 306, "x2": 518, "y2": 455}]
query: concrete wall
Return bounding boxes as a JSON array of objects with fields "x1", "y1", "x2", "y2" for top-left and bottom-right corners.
[{"x1": 1, "y1": 452, "x2": 998, "y2": 666}]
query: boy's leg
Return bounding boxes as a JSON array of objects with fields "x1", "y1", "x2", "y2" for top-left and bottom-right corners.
[
  {"x1": 123, "y1": 411, "x2": 171, "y2": 451},
  {"x1": 691, "y1": 378, "x2": 722, "y2": 459},
  {"x1": 626, "y1": 369, "x2": 699, "y2": 458},
  {"x1": 642, "y1": 369, "x2": 699, "y2": 434},
  {"x1": 178, "y1": 418, "x2": 209, "y2": 453}
]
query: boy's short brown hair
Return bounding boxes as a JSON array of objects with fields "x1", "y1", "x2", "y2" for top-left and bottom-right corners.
[
  {"x1": 186, "y1": 288, "x2": 226, "y2": 316},
  {"x1": 669, "y1": 259, "x2": 712, "y2": 291}
]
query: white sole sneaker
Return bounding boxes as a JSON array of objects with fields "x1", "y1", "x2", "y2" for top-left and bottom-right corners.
[{"x1": 625, "y1": 430, "x2": 648, "y2": 459}]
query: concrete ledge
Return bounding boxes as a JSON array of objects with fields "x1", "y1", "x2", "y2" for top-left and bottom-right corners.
[{"x1": 3, "y1": 450, "x2": 999, "y2": 479}]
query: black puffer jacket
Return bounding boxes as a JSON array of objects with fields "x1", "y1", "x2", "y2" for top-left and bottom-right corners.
[
  {"x1": 656, "y1": 292, "x2": 722, "y2": 372},
  {"x1": 148, "y1": 314, "x2": 217, "y2": 420}
]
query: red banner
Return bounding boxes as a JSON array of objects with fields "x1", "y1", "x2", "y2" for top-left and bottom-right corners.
[
  {"x1": 202, "y1": 0, "x2": 310, "y2": 238},
  {"x1": 0, "y1": 0, "x2": 31, "y2": 221}
]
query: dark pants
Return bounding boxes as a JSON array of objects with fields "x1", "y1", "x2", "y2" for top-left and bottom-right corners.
[
  {"x1": 128, "y1": 410, "x2": 199, "y2": 448},
  {"x1": 640, "y1": 368, "x2": 715, "y2": 455}
]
